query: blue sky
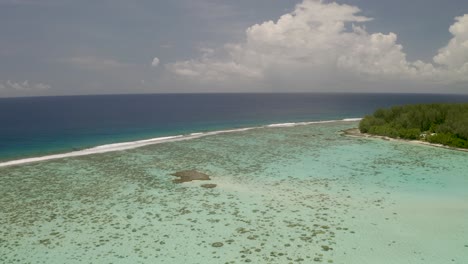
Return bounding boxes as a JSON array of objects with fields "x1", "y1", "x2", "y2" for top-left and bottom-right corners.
[{"x1": 0, "y1": 0, "x2": 467, "y2": 97}]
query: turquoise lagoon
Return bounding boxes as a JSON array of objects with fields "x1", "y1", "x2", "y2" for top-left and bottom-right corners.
[{"x1": 1, "y1": 121, "x2": 467, "y2": 263}]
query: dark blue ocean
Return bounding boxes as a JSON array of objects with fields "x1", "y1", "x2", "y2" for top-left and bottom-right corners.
[{"x1": 1, "y1": 93, "x2": 468, "y2": 161}]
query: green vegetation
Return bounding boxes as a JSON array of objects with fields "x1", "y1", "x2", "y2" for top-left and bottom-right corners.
[{"x1": 359, "y1": 103, "x2": 468, "y2": 149}]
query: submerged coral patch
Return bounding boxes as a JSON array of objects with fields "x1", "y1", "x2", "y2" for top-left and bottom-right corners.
[
  {"x1": 201, "y1": 184, "x2": 217, "y2": 188},
  {"x1": 170, "y1": 170, "x2": 211, "y2": 183}
]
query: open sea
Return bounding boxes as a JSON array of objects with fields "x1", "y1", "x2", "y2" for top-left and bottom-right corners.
[{"x1": 1, "y1": 93, "x2": 468, "y2": 263}]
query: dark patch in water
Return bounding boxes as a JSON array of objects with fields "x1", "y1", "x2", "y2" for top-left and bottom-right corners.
[{"x1": 170, "y1": 170, "x2": 211, "y2": 183}]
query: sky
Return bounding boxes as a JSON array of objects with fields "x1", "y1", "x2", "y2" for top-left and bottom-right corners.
[{"x1": 0, "y1": 0, "x2": 468, "y2": 97}]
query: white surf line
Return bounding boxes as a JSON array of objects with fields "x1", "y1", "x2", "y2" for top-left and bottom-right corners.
[
  {"x1": 265, "y1": 118, "x2": 362, "y2": 128},
  {"x1": 0, "y1": 135, "x2": 185, "y2": 168},
  {"x1": 0, "y1": 118, "x2": 362, "y2": 168},
  {"x1": 266, "y1": 123, "x2": 297, "y2": 127},
  {"x1": 342, "y1": 118, "x2": 363, "y2": 121},
  {"x1": 0, "y1": 127, "x2": 258, "y2": 168}
]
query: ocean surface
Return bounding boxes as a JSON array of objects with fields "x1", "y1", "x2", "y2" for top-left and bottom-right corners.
[{"x1": 1, "y1": 93, "x2": 468, "y2": 263}]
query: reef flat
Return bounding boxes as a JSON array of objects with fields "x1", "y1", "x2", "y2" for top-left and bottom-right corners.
[{"x1": 1, "y1": 121, "x2": 467, "y2": 264}]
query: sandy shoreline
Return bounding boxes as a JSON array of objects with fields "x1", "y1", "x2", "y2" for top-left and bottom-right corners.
[{"x1": 343, "y1": 128, "x2": 468, "y2": 153}]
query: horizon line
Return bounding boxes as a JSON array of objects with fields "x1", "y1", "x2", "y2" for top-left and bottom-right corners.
[{"x1": 2, "y1": 91, "x2": 468, "y2": 99}]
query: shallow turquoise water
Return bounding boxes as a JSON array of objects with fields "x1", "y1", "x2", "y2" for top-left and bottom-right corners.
[{"x1": 1, "y1": 121, "x2": 467, "y2": 263}]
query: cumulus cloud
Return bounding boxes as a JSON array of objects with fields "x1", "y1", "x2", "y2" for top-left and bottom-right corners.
[
  {"x1": 0, "y1": 80, "x2": 51, "y2": 91},
  {"x1": 434, "y1": 15, "x2": 468, "y2": 70},
  {"x1": 166, "y1": 0, "x2": 468, "y2": 91},
  {"x1": 151, "y1": 57, "x2": 160, "y2": 67}
]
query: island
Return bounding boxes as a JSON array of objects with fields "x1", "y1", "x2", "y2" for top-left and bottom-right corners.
[{"x1": 357, "y1": 103, "x2": 468, "y2": 149}]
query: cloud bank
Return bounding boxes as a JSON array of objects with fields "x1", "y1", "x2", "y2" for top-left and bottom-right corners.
[
  {"x1": 166, "y1": 0, "x2": 468, "y2": 92},
  {"x1": 0, "y1": 80, "x2": 51, "y2": 91}
]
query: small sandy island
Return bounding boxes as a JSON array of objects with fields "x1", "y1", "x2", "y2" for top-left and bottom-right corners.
[{"x1": 343, "y1": 128, "x2": 468, "y2": 153}]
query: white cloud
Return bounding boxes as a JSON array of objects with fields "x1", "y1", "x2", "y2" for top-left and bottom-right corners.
[
  {"x1": 166, "y1": 0, "x2": 468, "y2": 91},
  {"x1": 434, "y1": 14, "x2": 468, "y2": 70},
  {"x1": 151, "y1": 57, "x2": 160, "y2": 67},
  {"x1": 0, "y1": 80, "x2": 51, "y2": 91}
]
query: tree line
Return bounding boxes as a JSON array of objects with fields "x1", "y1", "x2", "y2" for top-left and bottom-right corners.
[{"x1": 359, "y1": 103, "x2": 468, "y2": 148}]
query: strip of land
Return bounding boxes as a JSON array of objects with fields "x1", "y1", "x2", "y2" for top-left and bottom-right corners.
[{"x1": 343, "y1": 128, "x2": 468, "y2": 153}]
